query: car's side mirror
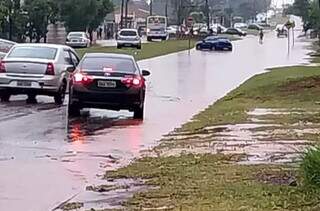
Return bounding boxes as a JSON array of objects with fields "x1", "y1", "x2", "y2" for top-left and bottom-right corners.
[
  {"x1": 142, "y1": 70, "x2": 150, "y2": 76},
  {"x1": 66, "y1": 66, "x2": 76, "y2": 73}
]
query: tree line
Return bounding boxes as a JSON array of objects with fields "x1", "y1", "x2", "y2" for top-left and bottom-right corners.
[
  {"x1": 0, "y1": 0, "x2": 114, "y2": 42},
  {"x1": 286, "y1": 0, "x2": 320, "y2": 32}
]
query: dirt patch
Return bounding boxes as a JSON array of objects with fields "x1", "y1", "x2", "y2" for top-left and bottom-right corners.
[
  {"x1": 279, "y1": 76, "x2": 320, "y2": 93},
  {"x1": 61, "y1": 202, "x2": 84, "y2": 211},
  {"x1": 256, "y1": 169, "x2": 298, "y2": 186}
]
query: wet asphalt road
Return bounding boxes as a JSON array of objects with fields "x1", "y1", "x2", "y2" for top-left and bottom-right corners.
[{"x1": 0, "y1": 30, "x2": 310, "y2": 210}]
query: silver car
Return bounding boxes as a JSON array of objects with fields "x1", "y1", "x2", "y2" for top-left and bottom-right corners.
[
  {"x1": 66, "y1": 32, "x2": 91, "y2": 48},
  {"x1": 117, "y1": 29, "x2": 141, "y2": 49},
  {"x1": 0, "y1": 43, "x2": 80, "y2": 104}
]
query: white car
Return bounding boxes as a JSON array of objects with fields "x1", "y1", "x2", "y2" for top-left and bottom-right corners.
[
  {"x1": 234, "y1": 23, "x2": 248, "y2": 29},
  {"x1": 66, "y1": 32, "x2": 91, "y2": 48},
  {"x1": 167, "y1": 26, "x2": 178, "y2": 35},
  {"x1": 117, "y1": 29, "x2": 141, "y2": 49}
]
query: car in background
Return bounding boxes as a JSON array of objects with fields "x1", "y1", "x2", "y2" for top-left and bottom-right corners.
[
  {"x1": 66, "y1": 32, "x2": 91, "y2": 48},
  {"x1": 211, "y1": 24, "x2": 227, "y2": 34},
  {"x1": 117, "y1": 29, "x2": 141, "y2": 49},
  {"x1": 234, "y1": 23, "x2": 248, "y2": 30},
  {"x1": 275, "y1": 24, "x2": 288, "y2": 38},
  {"x1": 224, "y1": 28, "x2": 247, "y2": 36},
  {"x1": 0, "y1": 39, "x2": 16, "y2": 59},
  {"x1": 248, "y1": 23, "x2": 263, "y2": 30},
  {"x1": 68, "y1": 53, "x2": 150, "y2": 119},
  {"x1": 196, "y1": 36, "x2": 232, "y2": 51},
  {"x1": 0, "y1": 44, "x2": 79, "y2": 104},
  {"x1": 167, "y1": 25, "x2": 178, "y2": 35}
]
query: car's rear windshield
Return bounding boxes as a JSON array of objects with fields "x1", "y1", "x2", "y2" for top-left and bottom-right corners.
[
  {"x1": 81, "y1": 57, "x2": 136, "y2": 73},
  {"x1": 0, "y1": 41, "x2": 15, "y2": 53},
  {"x1": 7, "y1": 46, "x2": 57, "y2": 59},
  {"x1": 69, "y1": 33, "x2": 84, "y2": 37},
  {"x1": 119, "y1": 31, "x2": 137, "y2": 36}
]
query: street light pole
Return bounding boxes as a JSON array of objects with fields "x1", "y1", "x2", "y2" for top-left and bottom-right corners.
[
  {"x1": 165, "y1": 0, "x2": 168, "y2": 18},
  {"x1": 205, "y1": 0, "x2": 210, "y2": 29},
  {"x1": 120, "y1": 0, "x2": 124, "y2": 29},
  {"x1": 125, "y1": 0, "x2": 129, "y2": 28},
  {"x1": 150, "y1": 0, "x2": 153, "y2": 16}
]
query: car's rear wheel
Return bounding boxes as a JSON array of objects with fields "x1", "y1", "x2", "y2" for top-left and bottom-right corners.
[
  {"x1": 133, "y1": 104, "x2": 144, "y2": 119},
  {"x1": 0, "y1": 93, "x2": 10, "y2": 102},
  {"x1": 54, "y1": 82, "x2": 66, "y2": 105},
  {"x1": 137, "y1": 45, "x2": 141, "y2": 49},
  {"x1": 117, "y1": 44, "x2": 122, "y2": 49},
  {"x1": 196, "y1": 45, "x2": 201, "y2": 50}
]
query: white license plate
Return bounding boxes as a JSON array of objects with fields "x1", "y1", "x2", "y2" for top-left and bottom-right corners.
[
  {"x1": 17, "y1": 81, "x2": 32, "y2": 86},
  {"x1": 72, "y1": 40, "x2": 78, "y2": 42},
  {"x1": 97, "y1": 80, "x2": 116, "y2": 88}
]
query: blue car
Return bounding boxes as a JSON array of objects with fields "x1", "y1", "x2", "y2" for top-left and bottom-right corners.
[{"x1": 196, "y1": 36, "x2": 233, "y2": 51}]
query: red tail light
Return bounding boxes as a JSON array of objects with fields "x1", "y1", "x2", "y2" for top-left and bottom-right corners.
[
  {"x1": 121, "y1": 76, "x2": 143, "y2": 87},
  {"x1": 45, "y1": 63, "x2": 55, "y2": 75},
  {"x1": 73, "y1": 72, "x2": 93, "y2": 85},
  {"x1": 0, "y1": 61, "x2": 6, "y2": 73}
]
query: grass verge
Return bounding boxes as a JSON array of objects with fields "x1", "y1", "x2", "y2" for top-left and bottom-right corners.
[
  {"x1": 101, "y1": 65, "x2": 320, "y2": 210},
  {"x1": 75, "y1": 39, "x2": 196, "y2": 59}
]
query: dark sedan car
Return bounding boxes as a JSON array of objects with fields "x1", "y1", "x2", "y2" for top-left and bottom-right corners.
[
  {"x1": 68, "y1": 53, "x2": 150, "y2": 119},
  {"x1": 224, "y1": 28, "x2": 247, "y2": 36},
  {"x1": 196, "y1": 36, "x2": 232, "y2": 51}
]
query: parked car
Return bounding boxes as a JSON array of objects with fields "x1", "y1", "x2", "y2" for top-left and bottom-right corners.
[
  {"x1": 0, "y1": 39, "x2": 16, "y2": 59},
  {"x1": 224, "y1": 28, "x2": 247, "y2": 36},
  {"x1": 196, "y1": 36, "x2": 232, "y2": 51},
  {"x1": 117, "y1": 29, "x2": 141, "y2": 49},
  {"x1": 167, "y1": 25, "x2": 178, "y2": 35},
  {"x1": 211, "y1": 24, "x2": 227, "y2": 34},
  {"x1": 68, "y1": 53, "x2": 150, "y2": 119},
  {"x1": 66, "y1": 32, "x2": 91, "y2": 48},
  {"x1": 234, "y1": 23, "x2": 248, "y2": 29},
  {"x1": 248, "y1": 23, "x2": 263, "y2": 30},
  {"x1": 0, "y1": 43, "x2": 79, "y2": 104}
]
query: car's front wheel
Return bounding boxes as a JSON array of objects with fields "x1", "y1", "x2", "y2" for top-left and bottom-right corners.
[
  {"x1": 196, "y1": 45, "x2": 201, "y2": 50},
  {"x1": 133, "y1": 104, "x2": 144, "y2": 119},
  {"x1": 117, "y1": 44, "x2": 122, "y2": 49},
  {"x1": 137, "y1": 44, "x2": 141, "y2": 49}
]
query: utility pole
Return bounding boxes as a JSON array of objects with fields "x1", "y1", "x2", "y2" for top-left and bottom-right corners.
[
  {"x1": 165, "y1": 0, "x2": 168, "y2": 18},
  {"x1": 8, "y1": 0, "x2": 13, "y2": 41},
  {"x1": 205, "y1": 0, "x2": 210, "y2": 29},
  {"x1": 120, "y1": 0, "x2": 124, "y2": 29},
  {"x1": 125, "y1": 0, "x2": 129, "y2": 28},
  {"x1": 150, "y1": 0, "x2": 153, "y2": 16}
]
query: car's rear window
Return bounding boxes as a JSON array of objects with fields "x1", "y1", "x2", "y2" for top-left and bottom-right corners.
[
  {"x1": 0, "y1": 41, "x2": 15, "y2": 53},
  {"x1": 8, "y1": 46, "x2": 57, "y2": 59},
  {"x1": 69, "y1": 33, "x2": 84, "y2": 37},
  {"x1": 81, "y1": 57, "x2": 136, "y2": 73},
  {"x1": 120, "y1": 31, "x2": 137, "y2": 36}
]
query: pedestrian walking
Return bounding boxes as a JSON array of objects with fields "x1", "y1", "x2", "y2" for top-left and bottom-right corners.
[{"x1": 259, "y1": 29, "x2": 264, "y2": 44}]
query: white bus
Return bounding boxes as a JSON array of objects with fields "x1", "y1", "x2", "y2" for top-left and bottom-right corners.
[{"x1": 146, "y1": 16, "x2": 168, "y2": 41}]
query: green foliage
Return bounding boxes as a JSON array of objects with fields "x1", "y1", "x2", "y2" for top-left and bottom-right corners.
[
  {"x1": 59, "y1": 0, "x2": 114, "y2": 32},
  {"x1": 301, "y1": 146, "x2": 320, "y2": 188}
]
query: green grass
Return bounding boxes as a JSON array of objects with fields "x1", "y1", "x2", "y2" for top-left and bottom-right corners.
[
  {"x1": 181, "y1": 66, "x2": 320, "y2": 133},
  {"x1": 301, "y1": 146, "x2": 320, "y2": 188},
  {"x1": 100, "y1": 65, "x2": 320, "y2": 211},
  {"x1": 106, "y1": 154, "x2": 320, "y2": 211},
  {"x1": 75, "y1": 39, "x2": 196, "y2": 60}
]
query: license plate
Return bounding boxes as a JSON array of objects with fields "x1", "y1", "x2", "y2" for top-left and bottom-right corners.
[
  {"x1": 72, "y1": 40, "x2": 78, "y2": 42},
  {"x1": 97, "y1": 80, "x2": 116, "y2": 88},
  {"x1": 17, "y1": 81, "x2": 32, "y2": 86}
]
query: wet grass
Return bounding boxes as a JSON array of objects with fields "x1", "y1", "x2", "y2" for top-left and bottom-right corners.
[
  {"x1": 181, "y1": 65, "x2": 320, "y2": 134},
  {"x1": 106, "y1": 154, "x2": 320, "y2": 211},
  {"x1": 76, "y1": 39, "x2": 196, "y2": 59}
]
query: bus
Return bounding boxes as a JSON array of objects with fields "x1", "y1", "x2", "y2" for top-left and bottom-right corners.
[{"x1": 146, "y1": 16, "x2": 168, "y2": 41}]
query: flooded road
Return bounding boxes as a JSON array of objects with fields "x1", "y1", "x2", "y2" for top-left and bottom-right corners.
[{"x1": 0, "y1": 31, "x2": 310, "y2": 210}]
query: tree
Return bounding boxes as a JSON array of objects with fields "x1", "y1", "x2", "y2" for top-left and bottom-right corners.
[
  {"x1": 59, "y1": 0, "x2": 113, "y2": 41},
  {"x1": 292, "y1": 0, "x2": 311, "y2": 23}
]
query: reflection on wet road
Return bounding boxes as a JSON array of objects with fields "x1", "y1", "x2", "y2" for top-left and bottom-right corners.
[{"x1": 0, "y1": 32, "x2": 310, "y2": 210}]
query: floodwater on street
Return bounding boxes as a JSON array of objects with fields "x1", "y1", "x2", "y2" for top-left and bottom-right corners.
[{"x1": 0, "y1": 31, "x2": 311, "y2": 210}]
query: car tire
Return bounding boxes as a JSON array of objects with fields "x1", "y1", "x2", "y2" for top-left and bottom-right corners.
[
  {"x1": 0, "y1": 93, "x2": 10, "y2": 102},
  {"x1": 133, "y1": 104, "x2": 144, "y2": 119},
  {"x1": 196, "y1": 45, "x2": 201, "y2": 50},
  {"x1": 137, "y1": 45, "x2": 141, "y2": 49},
  {"x1": 117, "y1": 44, "x2": 122, "y2": 49},
  {"x1": 147, "y1": 37, "x2": 152, "y2": 42},
  {"x1": 54, "y1": 82, "x2": 66, "y2": 105}
]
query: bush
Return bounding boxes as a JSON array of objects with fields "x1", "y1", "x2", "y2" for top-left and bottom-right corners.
[{"x1": 301, "y1": 146, "x2": 320, "y2": 188}]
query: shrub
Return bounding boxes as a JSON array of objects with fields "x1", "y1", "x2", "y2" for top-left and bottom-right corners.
[{"x1": 301, "y1": 146, "x2": 320, "y2": 188}]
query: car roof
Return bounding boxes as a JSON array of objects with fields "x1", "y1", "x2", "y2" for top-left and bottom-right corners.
[
  {"x1": 83, "y1": 53, "x2": 135, "y2": 60},
  {"x1": 12, "y1": 43, "x2": 71, "y2": 49},
  {"x1": 0, "y1": 38, "x2": 17, "y2": 44}
]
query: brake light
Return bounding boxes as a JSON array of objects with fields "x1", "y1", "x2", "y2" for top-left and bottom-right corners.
[
  {"x1": 0, "y1": 61, "x2": 6, "y2": 73},
  {"x1": 121, "y1": 76, "x2": 143, "y2": 87},
  {"x1": 73, "y1": 72, "x2": 93, "y2": 85},
  {"x1": 45, "y1": 63, "x2": 55, "y2": 75}
]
